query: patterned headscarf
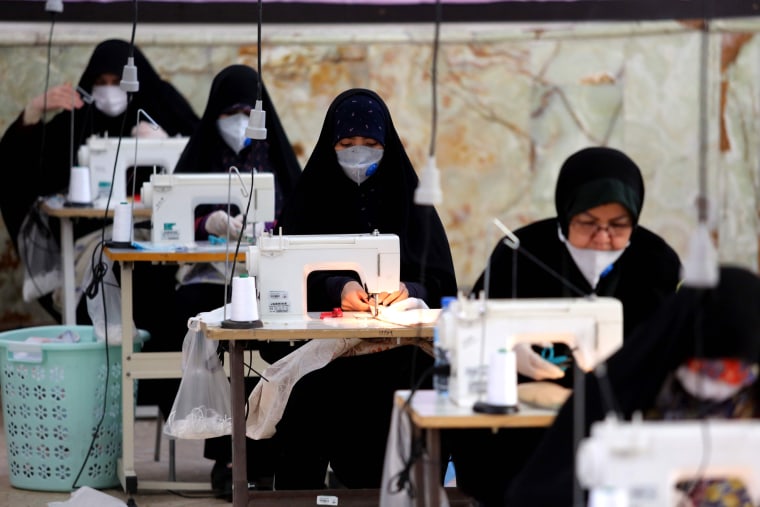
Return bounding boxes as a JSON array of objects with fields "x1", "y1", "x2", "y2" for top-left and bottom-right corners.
[{"x1": 331, "y1": 94, "x2": 386, "y2": 146}]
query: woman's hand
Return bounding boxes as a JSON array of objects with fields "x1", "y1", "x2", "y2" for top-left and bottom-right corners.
[
  {"x1": 373, "y1": 282, "x2": 408, "y2": 307},
  {"x1": 341, "y1": 281, "x2": 409, "y2": 312},
  {"x1": 341, "y1": 280, "x2": 371, "y2": 311},
  {"x1": 132, "y1": 120, "x2": 169, "y2": 138},
  {"x1": 23, "y1": 83, "x2": 84, "y2": 125}
]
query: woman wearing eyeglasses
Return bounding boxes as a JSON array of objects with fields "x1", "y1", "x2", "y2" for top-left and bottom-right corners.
[{"x1": 446, "y1": 146, "x2": 682, "y2": 506}]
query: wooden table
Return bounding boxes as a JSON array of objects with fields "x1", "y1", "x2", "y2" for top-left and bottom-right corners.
[
  {"x1": 41, "y1": 197, "x2": 151, "y2": 324},
  {"x1": 204, "y1": 317, "x2": 436, "y2": 507},
  {"x1": 104, "y1": 246, "x2": 244, "y2": 494},
  {"x1": 392, "y1": 389, "x2": 556, "y2": 507}
]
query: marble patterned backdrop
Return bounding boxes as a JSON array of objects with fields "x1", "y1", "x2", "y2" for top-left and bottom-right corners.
[{"x1": 1, "y1": 18, "x2": 759, "y2": 329}]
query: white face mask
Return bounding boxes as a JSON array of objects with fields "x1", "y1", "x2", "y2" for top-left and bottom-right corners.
[
  {"x1": 91, "y1": 85, "x2": 128, "y2": 117},
  {"x1": 217, "y1": 113, "x2": 251, "y2": 154},
  {"x1": 558, "y1": 226, "x2": 627, "y2": 289},
  {"x1": 675, "y1": 365, "x2": 745, "y2": 402},
  {"x1": 336, "y1": 146, "x2": 383, "y2": 185}
]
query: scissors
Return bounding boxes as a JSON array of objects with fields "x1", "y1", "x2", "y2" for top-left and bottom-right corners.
[{"x1": 540, "y1": 346, "x2": 572, "y2": 371}]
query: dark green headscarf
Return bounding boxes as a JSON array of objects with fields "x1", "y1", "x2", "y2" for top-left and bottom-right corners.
[{"x1": 554, "y1": 146, "x2": 645, "y2": 237}]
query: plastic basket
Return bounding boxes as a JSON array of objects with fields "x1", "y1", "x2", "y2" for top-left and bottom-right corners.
[{"x1": 0, "y1": 325, "x2": 148, "y2": 492}]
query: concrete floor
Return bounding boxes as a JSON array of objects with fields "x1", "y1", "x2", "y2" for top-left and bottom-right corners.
[
  {"x1": 0, "y1": 403, "x2": 477, "y2": 507},
  {"x1": 0, "y1": 403, "x2": 229, "y2": 507}
]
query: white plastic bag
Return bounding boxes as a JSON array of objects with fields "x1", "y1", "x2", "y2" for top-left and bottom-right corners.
[
  {"x1": 18, "y1": 203, "x2": 62, "y2": 302},
  {"x1": 164, "y1": 319, "x2": 233, "y2": 439},
  {"x1": 83, "y1": 254, "x2": 137, "y2": 345}
]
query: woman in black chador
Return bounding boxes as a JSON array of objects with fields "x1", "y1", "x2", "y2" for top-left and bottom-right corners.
[
  {"x1": 0, "y1": 39, "x2": 199, "y2": 325},
  {"x1": 265, "y1": 88, "x2": 458, "y2": 490},
  {"x1": 170, "y1": 64, "x2": 302, "y2": 496},
  {"x1": 446, "y1": 146, "x2": 682, "y2": 506},
  {"x1": 507, "y1": 265, "x2": 760, "y2": 506}
]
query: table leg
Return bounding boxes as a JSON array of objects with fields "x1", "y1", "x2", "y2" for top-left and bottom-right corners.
[
  {"x1": 120, "y1": 261, "x2": 138, "y2": 492},
  {"x1": 230, "y1": 340, "x2": 248, "y2": 507},
  {"x1": 424, "y1": 429, "x2": 442, "y2": 507},
  {"x1": 59, "y1": 217, "x2": 76, "y2": 325}
]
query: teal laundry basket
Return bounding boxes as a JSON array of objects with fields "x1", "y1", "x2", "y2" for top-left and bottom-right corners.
[{"x1": 0, "y1": 325, "x2": 148, "y2": 492}]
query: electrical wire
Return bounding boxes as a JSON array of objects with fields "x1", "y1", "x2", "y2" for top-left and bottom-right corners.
[
  {"x1": 387, "y1": 363, "x2": 436, "y2": 498},
  {"x1": 22, "y1": 5, "x2": 60, "y2": 304},
  {"x1": 76, "y1": 0, "x2": 140, "y2": 491},
  {"x1": 129, "y1": 0, "x2": 138, "y2": 57},
  {"x1": 428, "y1": 0, "x2": 441, "y2": 158},
  {"x1": 386, "y1": 0, "x2": 444, "y2": 498},
  {"x1": 39, "y1": 10, "x2": 56, "y2": 175},
  {"x1": 257, "y1": 0, "x2": 263, "y2": 102}
]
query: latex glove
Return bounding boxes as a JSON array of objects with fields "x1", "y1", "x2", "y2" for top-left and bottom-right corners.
[
  {"x1": 205, "y1": 210, "x2": 243, "y2": 239},
  {"x1": 514, "y1": 342, "x2": 566, "y2": 380},
  {"x1": 131, "y1": 120, "x2": 168, "y2": 138},
  {"x1": 23, "y1": 83, "x2": 84, "y2": 125}
]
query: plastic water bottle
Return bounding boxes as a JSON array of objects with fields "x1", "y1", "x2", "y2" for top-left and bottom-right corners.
[{"x1": 433, "y1": 296, "x2": 456, "y2": 397}]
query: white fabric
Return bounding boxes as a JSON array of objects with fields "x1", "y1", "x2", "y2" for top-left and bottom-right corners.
[
  {"x1": 47, "y1": 486, "x2": 127, "y2": 507},
  {"x1": 245, "y1": 298, "x2": 433, "y2": 439}
]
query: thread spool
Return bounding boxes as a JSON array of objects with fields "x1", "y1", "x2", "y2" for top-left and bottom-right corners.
[
  {"x1": 108, "y1": 201, "x2": 133, "y2": 247},
  {"x1": 222, "y1": 274, "x2": 263, "y2": 329},
  {"x1": 473, "y1": 347, "x2": 519, "y2": 414},
  {"x1": 65, "y1": 166, "x2": 93, "y2": 207}
]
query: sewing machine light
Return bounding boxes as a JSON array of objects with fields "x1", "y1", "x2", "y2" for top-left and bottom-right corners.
[
  {"x1": 681, "y1": 222, "x2": 719, "y2": 288},
  {"x1": 414, "y1": 155, "x2": 442, "y2": 206},
  {"x1": 245, "y1": 100, "x2": 267, "y2": 141},
  {"x1": 120, "y1": 57, "x2": 139, "y2": 93},
  {"x1": 45, "y1": 0, "x2": 63, "y2": 12}
]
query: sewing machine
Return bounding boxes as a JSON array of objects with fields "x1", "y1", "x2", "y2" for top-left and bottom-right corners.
[
  {"x1": 77, "y1": 135, "x2": 189, "y2": 208},
  {"x1": 246, "y1": 232, "x2": 400, "y2": 321},
  {"x1": 141, "y1": 172, "x2": 275, "y2": 244},
  {"x1": 439, "y1": 295, "x2": 623, "y2": 407},
  {"x1": 577, "y1": 415, "x2": 760, "y2": 506}
]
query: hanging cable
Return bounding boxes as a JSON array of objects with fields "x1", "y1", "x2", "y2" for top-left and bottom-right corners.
[
  {"x1": 245, "y1": 0, "x2": 267, "y2": 141},
  {"x1": 428, "y1": 0, "x2": 441, "y2": 159},
  {"x1": 414, "y1": 0, "x2": 443, "y2": 206},
  {"x1": 257, "y1": 0, "x2": 263, "y2": 102}
]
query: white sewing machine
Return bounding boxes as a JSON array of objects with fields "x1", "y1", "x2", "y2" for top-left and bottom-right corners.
[
  {"x1": 141, "y1": 172, "x2": 275, "y2": 244},
  {"x1": 439, "y1": 295, "x2": 623, "y2": 407},
  {"x1": 577, "y1": 415, "x2": 760, "y2": 506},
  {"x1": 77, "y1": 135, "x2": 189, "y2": 207},
  {"x1": 246, "y1": 232, "x2": 400, "y2": 321}
]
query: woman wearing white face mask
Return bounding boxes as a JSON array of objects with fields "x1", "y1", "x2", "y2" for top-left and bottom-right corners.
[
  {"x1": 446, "y1": 146, "x2": 683, "y2": 507},
  {"x1": 0, "y1": 39, "x2": 199, "y2": 324},
  {"x1": 169, "y1": 64, "x2": 302, "y2": 498},
  {"x1": 256, "y1": 88, "x2": 457, "y2": 491}
]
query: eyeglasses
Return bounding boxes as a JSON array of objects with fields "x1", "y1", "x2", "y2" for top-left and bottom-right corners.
[{"x1": 570, "y1": 219, "x2": 633, "y2": 238}]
